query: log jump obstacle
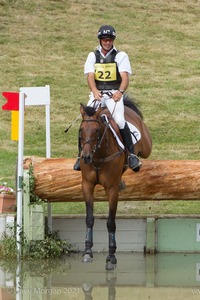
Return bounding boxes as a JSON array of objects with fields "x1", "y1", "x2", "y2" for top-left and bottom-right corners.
[
  {"x1": 24, "y1": 157, "x2": 200, "y2": 202},
  {"x1": 22, "y1": 157, "x2": 200, "y2": 253}
]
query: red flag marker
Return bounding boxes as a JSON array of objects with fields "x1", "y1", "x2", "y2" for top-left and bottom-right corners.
[{"x1": 2, "y1": 92, "x2": 19, "y2": 111}]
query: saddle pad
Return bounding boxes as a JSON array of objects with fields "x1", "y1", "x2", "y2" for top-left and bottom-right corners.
[
  {"x1": 101, "y1": 114, "x2": 141, "y2": 148},
  {"x1": 127, "y1": 121, "x2": 141, "y2": 144}
]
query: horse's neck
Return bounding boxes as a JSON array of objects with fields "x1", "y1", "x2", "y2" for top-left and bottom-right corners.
[
  {"x1": 97, "y1": 113, "x2": 121, "y2": 153},
  {"x1": 99, "y1": 125, "x2": 119, "y2": 154}
]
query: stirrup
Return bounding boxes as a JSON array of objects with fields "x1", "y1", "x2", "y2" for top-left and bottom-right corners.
[
  {"x1": 128, "y1": 154, "x2": 142, "y2": 172},
  {"x1": 73, "y1": 158, "x2": 81, "y2": 171}
]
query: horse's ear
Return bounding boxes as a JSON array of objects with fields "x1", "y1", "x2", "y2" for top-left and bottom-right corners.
[{"x1": 80, "y1": 103, "x2": 86, "y2": 118}]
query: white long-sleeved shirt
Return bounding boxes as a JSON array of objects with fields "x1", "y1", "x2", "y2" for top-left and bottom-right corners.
[{"x1": 84, "y1": 45, "x2": 132, "y2": 75}]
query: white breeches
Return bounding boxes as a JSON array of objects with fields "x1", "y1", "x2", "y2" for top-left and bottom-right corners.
[{"x1": 87, "y1": 91, "x2": 126, "y2": 129}]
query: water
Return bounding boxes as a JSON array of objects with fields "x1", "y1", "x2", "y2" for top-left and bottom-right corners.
[{"x1": 1, "y1": 252, "x2": 200, "y2": 299}]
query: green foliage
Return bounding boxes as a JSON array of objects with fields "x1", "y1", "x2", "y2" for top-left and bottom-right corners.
[
  {"x1": 0, "y1": 226, "x2": 72, "y2": 259},
  {"x1": 0, "y1": 234, "x2": 17, "y2": 259},
  {"x1": 28, "y1": 163, "x2": 44, "y2": 204},
  {"x1": 22, "y1": 230, "x2": 71, "y2": 259}
]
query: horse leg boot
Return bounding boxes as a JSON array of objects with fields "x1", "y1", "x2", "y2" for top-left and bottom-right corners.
[
  {"x1": 82, "y1": 228, "x2": 93, "y2": 262},
  {"x1": 119, "y1": 122, "x2": 141, "y2": 172},
  {"x1": 82, "y1": 204, "x2": 94, "y2": 263},
  {"x1": 106, "y1": 232, "x2": 117, "y2": 270},
  {"x1": 73, "y1": 135, "x2": 81, "y2": 171},
  {"x1": 106, "y1": 217, "x2": 117, "y2": 270}
]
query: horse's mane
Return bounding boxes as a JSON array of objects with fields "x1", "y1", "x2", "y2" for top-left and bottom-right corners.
[{"x1": 123, "y1": 94, "x2": 143, "y2": 119}]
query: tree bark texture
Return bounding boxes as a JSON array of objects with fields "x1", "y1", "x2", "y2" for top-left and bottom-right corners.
[{"x1": 23, "y1": 157, "x2": 200, "y2": 202}]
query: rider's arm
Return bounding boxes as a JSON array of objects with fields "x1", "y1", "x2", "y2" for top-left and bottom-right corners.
[
  {"x1": 84, "y1": 52, "x2": 102, "y2": 101},
  {"x1": 112, "y1": 71, "x2": 129, "y2": 102},
  {"x1": 87, "y1": 73, "x2": 102, "y2": 101},
  {"x1": 118, "y1": 71, "x2": 129, "y2": 92},
  {"x1": 112, "y1": 51, "x2": 132, "y2": 102}
]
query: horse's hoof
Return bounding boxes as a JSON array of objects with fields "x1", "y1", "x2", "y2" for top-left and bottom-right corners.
[
  {"x1": 82, "y1": 254, "x2": 93, "y2": 263},
  {"x1": 105, "y1": 255, "x2": 117, "y2": 270},
  {"x1": 82, "y1": 282, "x2": 93, "y2": 294},
  {"x1": 105, "y1": 261, "x2": 117, "y2": 271}
]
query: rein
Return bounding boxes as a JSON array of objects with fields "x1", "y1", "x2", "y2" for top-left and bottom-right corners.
[
  {"x1": 96, "y1": 100, "x2": 117, "y2": 150},
  {"x1": 81, "y1": 107, "x2": 123, "y2": 164}
]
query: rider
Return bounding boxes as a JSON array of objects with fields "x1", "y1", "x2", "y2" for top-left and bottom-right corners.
[{"x1": 74, "y1": 25, "x2": 141, "y2": 172}]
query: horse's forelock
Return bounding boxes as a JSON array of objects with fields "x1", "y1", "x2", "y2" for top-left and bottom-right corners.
[{"x1": 85, "y1": 106, "x2": 96, "y2": 117}]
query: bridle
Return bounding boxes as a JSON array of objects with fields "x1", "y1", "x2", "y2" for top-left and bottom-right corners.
[
  {"x1": 81, "y1": 92, "x2": 117, "y2": 153},
  {"x1": 80, "y1": 119, "x2": 102, "y2": 155},
  {"x1": 80, "y1": 115, "x2": 124, "y2": 164}
]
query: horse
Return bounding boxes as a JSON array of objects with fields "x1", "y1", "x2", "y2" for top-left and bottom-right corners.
[{"x1": 79, "y1": 94, "x2": 152, "y2": 270}]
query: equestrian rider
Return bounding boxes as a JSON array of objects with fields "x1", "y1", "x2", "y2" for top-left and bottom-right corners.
[{"x1": 74, "y1": 25, "x2": 141, "y2": 172}]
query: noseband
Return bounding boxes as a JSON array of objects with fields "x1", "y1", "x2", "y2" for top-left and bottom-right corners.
[{"x1": 80, "y1": 117, "x2": 124, "y2": 164}]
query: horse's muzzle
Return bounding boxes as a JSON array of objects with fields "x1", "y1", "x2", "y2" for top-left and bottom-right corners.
[{"x1": 81, "y1": 153, "x2": 93, "y2": 164}]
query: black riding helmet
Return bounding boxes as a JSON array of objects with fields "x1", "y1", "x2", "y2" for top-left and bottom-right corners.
[{"x1": 97, "y1": 25, "x2": 116, "y2": 40}]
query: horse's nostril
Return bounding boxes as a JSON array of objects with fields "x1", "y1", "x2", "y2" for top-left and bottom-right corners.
[{"x1": 82, "y1": 154, "x2": 92, "y2": 164}]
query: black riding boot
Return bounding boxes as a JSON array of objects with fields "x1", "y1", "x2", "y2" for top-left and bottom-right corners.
[
  {"x1": 73, "y1": 157, "x2": 80, "y2": 171},
  {"x1": 73, "y1": 136, "x2": 81, "y2": 171},
  {"x1": 120, "y1": 122, "x2": 141, "y2": 172}
]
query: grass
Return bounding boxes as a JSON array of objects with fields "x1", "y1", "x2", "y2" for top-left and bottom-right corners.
[{"x1": 0, "y1": 0, "x2": 200, "y2": 215}]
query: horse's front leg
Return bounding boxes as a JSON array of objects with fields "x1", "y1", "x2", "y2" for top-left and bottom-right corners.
[
  {"x1": 82, "y1": 186, "x2": 95, "y2": 263},
  {"x1": 106, "y1": 193, "x2": 118, "y2": 270}
]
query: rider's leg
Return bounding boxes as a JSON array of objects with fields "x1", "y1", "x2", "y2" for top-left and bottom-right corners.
[
  {"x1": 105, "y1": 96, "x2": 141, "y2": 172},
  {"x1": 119, "y1": 122, "x2": 141, "y2": 172}
]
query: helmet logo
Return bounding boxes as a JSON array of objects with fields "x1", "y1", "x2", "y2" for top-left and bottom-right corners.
[{"x1": 102, "y1": 29, "x2": 116, "y2": 36}]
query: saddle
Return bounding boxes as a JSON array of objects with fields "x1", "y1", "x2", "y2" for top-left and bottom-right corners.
[{"x1": 100, "y1": 110, "x2": 141, "y2": 149}]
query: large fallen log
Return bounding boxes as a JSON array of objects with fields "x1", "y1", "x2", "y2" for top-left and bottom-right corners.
[{"x1": 23, "y1": 157, "x2": 200, "y2": 202}]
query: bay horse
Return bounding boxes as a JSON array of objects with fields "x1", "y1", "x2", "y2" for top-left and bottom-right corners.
[{"x1": 79, "y1": 94, "x2": 152, "y2": 270}]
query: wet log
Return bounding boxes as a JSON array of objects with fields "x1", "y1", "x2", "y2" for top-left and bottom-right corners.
[{"x1": 23, "y1": 157, "x2": 200, "y2": 202}]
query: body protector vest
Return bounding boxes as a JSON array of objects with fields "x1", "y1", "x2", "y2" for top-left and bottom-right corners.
[{"x1": 94, "y1": 49, "x2": 122, "y2": 90}]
